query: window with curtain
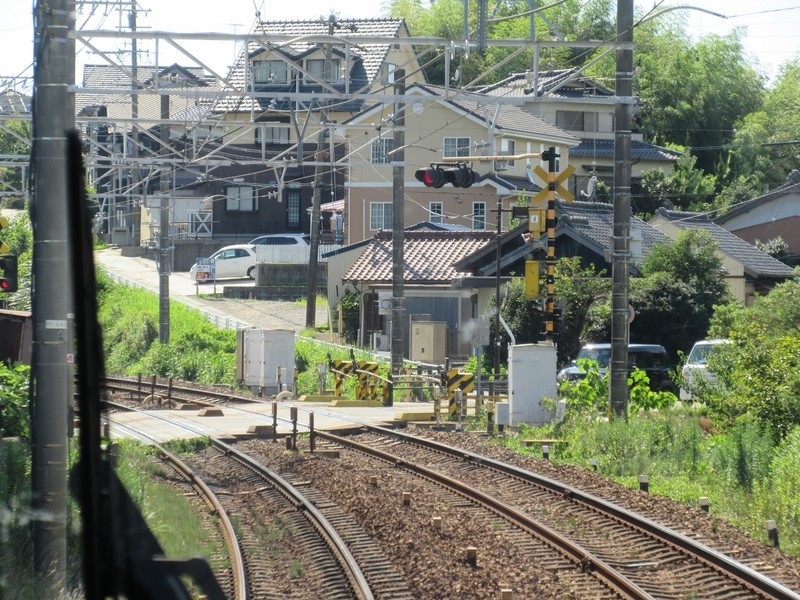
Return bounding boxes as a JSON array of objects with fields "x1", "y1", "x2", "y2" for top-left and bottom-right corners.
[
  {"x1": 287, "y1": 190, "x2": 300, "y2": 228},
  {"x1": 444, "y1": 136, "x2": 470, "y2": 158},
  {"x1": 306, "y1": 58, "x2": 341, "y2": 83},
  {"x1": 371, "y1": 138, "x2": 394, "y2": 163},
  {"x1": 472, "y1": 202, "x2": 486, "y2": 230},
  {"x1": 252, "y1": 60, "x2": 288, "y2": 84},
  {"x1": 429, "y1": 202, "x2": 443, "y2": 224}
]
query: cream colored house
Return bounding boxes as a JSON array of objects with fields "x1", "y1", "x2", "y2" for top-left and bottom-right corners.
[
  {"x1": 341, "y1": 84, "x2": 579, "y2": 243},
  {"x1": 479, "y1": 70, "x2": 681, "y2": 199}
]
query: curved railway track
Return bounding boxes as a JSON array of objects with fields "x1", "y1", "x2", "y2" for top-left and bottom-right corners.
[
  {"x1": 314, "y1": 425, "x2": 800, "y2": 600},
  {"x1": 101, "y1": 381, "x2": 800, "y2": 598}
]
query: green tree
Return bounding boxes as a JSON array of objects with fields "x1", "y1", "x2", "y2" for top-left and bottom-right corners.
[
  {"x1": 553, "y1": 256, "x2": 609, "y2": 365},
  {"x1": 635, "y1": 229, "x2": 730, "y2": 357},
  {"x1": 638, "y1": 154, "x2": 716, "y2": 215},
  {"x1": 634, "y1": 31, "x2": 765, "y2": 175},
  {"x1": 0, "y1": 120, "x2": 30, "y2": 206},
  {"x1": 0, "y1": 211, "x2": 32, "y2": 310}
]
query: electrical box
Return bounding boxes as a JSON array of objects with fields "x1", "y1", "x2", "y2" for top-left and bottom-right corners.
[
  {"x1": 410, "y1": 321, "x2": 447, "y2": 365},
  {"x1": 372, "y1": 333, "x2": 390, "y2": 351},
  {"x1": 524, "y1": 260, "x2": 540, "y2": 299},
  {"x1": 508, "y1": 343, "x2": 557, "y2": 425},
  {"x1": 236, "y1": 329, "x2": 295, "y2": 395},
  {"x1": 377, "y1": 292, "x2": 393, "y2": 315},
  {"x1": 528, "y1": 208, "x2": 546, "y2": 233}
]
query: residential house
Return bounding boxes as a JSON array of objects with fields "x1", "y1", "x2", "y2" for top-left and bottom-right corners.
[
  {"x1": 650, "y1": 208, "x2": 796, "y2": 304},
  {"x1": 715, "y1": 170, "x2": 800, "y2": 265},
  {"x1": 477, "y1": 70, "x2": 682, "y2": 199},
  {"x1": 337, "y1": 229, "x2": 495, "y2": 359},
  {"x1": 342, "y1": 83, "x2": 579, "y2": 243}
]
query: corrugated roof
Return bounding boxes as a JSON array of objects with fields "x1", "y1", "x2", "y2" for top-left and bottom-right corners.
[
  {"x1": 653, "y1": 208, "x2": 795, "y2": 278},
  {"x1": 476, "y1": 69, "x2": 615, "y2": 99},
  {"x1": 342, "y1": 230, "x2": 494, "y2": 284}
]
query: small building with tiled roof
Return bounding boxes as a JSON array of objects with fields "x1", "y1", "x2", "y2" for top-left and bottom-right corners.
[
  {"x1": 335, "y1": 229, "x2": 495, "y2": 358},
  {"x1": 650, "y1": 208, "x2": 795, "y2": 304},
  {"x1": 715, "y1": 170, "x2": 800, "y2": 265}
]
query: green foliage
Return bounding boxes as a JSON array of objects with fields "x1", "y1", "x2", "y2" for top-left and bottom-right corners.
[
  {"x1": 708, "y1": 421, "x2": 774, "y2": 492},
  {"x1": 294, "y1": 337, "x2": 389, "y2": 397},
  {"x1": 338, "y1": 292, "x2": 360, "y2": 344},
  {"x1": 0, "y1": 211, "x2": 32, "y2": 311},
  {"x1": 484, "y1": 277, "x2": 543, "y2": 368},
  {"x1": 638, "y1": 155, "x2": 717, "y2": 214},
  {"x1": 97, "y1": 276, "x2": 237, "y2": 384},
  {"x1": 754, "y1": 428, "x2": 800, "y2": 554},
  {"x1": 0, "y1": 363, "x2": 30, "y2": 439},
  {"x1": 0, "y1": 439, "x2": 35, "y2": 599}
]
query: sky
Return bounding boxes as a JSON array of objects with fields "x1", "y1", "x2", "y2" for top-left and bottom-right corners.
[{"x1": 1, "y1": 0, "x2": 799, "y2": 92}]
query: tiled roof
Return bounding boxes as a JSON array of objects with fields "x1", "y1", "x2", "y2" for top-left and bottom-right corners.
[
  {"x1": 558, "y1": 200, "x2": 669, "y2": 260},
  {"x1": 342, "y1": 230, "x2": 494, "y2": 284},
  {"x1": 407, "y1": 84, "x2": 578, "y2": 143},
  {"x1": 76, "y1": 63, "x2": 216, "y2": 118},
  {"x1": 653, "y1": 208, "x2": 795, "y2": 278},
  {"x1": 570, "y1": 139, "x2": 682, "y2": 162},
  {"x1": 213, "y1": 19, "x2": 405, "y2": 113},
  {"x1": 476, "y1": 69, "x2": 615, "y2": 100},
  {"x1": 0, "y1": 90, "x2": 32, "y2": 115}
]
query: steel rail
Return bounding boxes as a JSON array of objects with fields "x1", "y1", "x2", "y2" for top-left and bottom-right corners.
[
  {"x1": 331, "y1": 424, "x2": 800, "y2": 600},
  {"x1": 104, "y1": 418, "x2": 248, "y2": 600},
  {"x1": 316, "y1": 429, "x2": 652, "y2": 599}
]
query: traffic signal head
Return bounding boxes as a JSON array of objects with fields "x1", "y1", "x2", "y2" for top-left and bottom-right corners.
[
  {"x1": 0, "y1": 255, "x2": 18, "y2": 293},
  {"x1": 415, "y1": 166, "x2": 448, "y2": 188},
  {"x1": 415, "y1": 165, "x2": 479, "y2": 188}
]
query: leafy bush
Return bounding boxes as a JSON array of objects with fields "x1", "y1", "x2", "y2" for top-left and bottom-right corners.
[{"x1": 0, "y1": 363, "x2": 30, "y2": 439}]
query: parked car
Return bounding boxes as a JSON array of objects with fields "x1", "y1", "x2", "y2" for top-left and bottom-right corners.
[
  {"x1": 248, "y1": 233, "x2": 310, "y2": 246},
  {"x1": 681, "y1": 339, "x2": 731, "y2": 400},
  {"x1": 189, "y1": 244, "x2": 257, "y2": 281},
  {"x1": 558, "y1": 343, "x2": 678, "y2": 394}
]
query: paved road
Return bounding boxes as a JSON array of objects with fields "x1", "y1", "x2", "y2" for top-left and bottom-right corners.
[{"x1": 95, "y1": 247, "x2": 329, "y2": 331}]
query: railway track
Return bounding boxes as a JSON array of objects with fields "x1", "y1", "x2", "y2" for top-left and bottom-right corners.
[
  {"x1": 101, "y1": 381, "x2": 800, "y2": 598},
  {"x1": 311, "y1": 425, "x2": 800, "y2": 599}
]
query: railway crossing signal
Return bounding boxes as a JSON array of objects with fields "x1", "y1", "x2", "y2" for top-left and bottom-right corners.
[
  {"x1": 0, "y1": 255, "x2": 17, "y2": 293},
  {"x1": 415, "y1": 164, "x2": 479, "y2": 188}
]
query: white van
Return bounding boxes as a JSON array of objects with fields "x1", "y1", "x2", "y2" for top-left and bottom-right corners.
[{"x1": 681, "y1": 339, "x2": 731, "y2": 400}]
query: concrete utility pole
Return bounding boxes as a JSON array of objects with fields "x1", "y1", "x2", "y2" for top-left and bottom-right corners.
[
  {"x1": 610, "y1": 0, "x2": 633, "y2": 418},
  {"x1": 390, "y1": 69, "x2": 406, "y2": 385},
  {"x1": 158, "y1": 88, "x2": 170, "y2": 343},
  {"x1": 305, "y1": 14, "x2": 336, "y2": 329},
  {"x1": 31, "y1": 0, "x2": 75, "y2": 590}
]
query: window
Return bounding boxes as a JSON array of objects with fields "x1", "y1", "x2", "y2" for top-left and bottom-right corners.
[
  {"x1": 472, "y1": 202, "x2": 486, "y2": 230},
  {"x1": 429, "y1": 202, "x2": 443, "y2": 224},
  {"x1": 287, "y1": 190, "x2": 300, "y2": 228},
  {"x1": 556, "y1": 110, "x2": 584, "y2": 131},
  {"x1": 253, "y1": 60, "x2": 288, "y2": 84},
  {"x1": 306, "y1": 58, "x2": 341, "y2": 83},
  {"x1": 226, "y1": 185, "x2": 257, "y2": 212},
  {"x1": 371, "y1": 138, "x2": 394, "y2": 164},
  {"x1": 384, "y1": 62, "x2": 397, "y2": 84},
  {"x1": 255, "y1": 123, "x2": 290, "y2": 144},
  {"x1": 444, "y1": 136, "x2": 470, "y2": 158},
  {"x1": 369, "y1": 202, "x2": 393, "y2": 230},
  {"x1": 500, "y1": 139, "x2": 516, "y2": 167}
]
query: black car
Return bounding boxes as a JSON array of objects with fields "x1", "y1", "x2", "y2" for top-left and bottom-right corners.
[{"x1": 558, "y1": 343, "x2": 678, "y2": 394}]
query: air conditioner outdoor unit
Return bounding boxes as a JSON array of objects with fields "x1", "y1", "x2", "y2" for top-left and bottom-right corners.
[{"x1": 372, "y1": 333, "x2": 390, "y2": 351}]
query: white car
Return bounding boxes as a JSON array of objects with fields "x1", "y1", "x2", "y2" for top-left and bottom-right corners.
[
  {"x1": 189, "y1": 244, "x2": 257, "y2": 281},
  {"x1": 249, "y1": 233, "x2": 310, "y2": 246},
  {"x1": 681, "y1": 339, "x2": 731, "y2": 400}
]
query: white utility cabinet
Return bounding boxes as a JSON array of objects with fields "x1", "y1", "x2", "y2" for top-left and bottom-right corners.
[
  {"x1": 237, "y1": 329, "x2": 295, "y2": 395},
  {"x1": 508, "y1": 343, "x2": 558, "y2": 425}
]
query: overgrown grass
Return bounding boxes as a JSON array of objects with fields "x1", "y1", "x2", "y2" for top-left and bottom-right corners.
[
  {"x1": 114, "y1": 439, "x2": 221, "y2": 565},
  {"x1": 490, "y1": 410, "x2": 800, "y2": 556}
]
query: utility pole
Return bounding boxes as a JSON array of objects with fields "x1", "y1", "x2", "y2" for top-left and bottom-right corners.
[
  {"x1": 31, "y1": 0, "x2": 74, "y2": 590},
  {"x1": 158, "y1": 83, "x2": 170, "y2": 343},
  {"x1": 130, "y1": 1, "x2": 141, "y2": 247},
  {"x1": 306, "y1": 14, "x2": 336, "y2": 328},
  {"x1": 390, "y1": 69, "x2": 406, "y2": 389},
  {"x1": 610, "y1": 0, "x2": 633, "y2": 418}
]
